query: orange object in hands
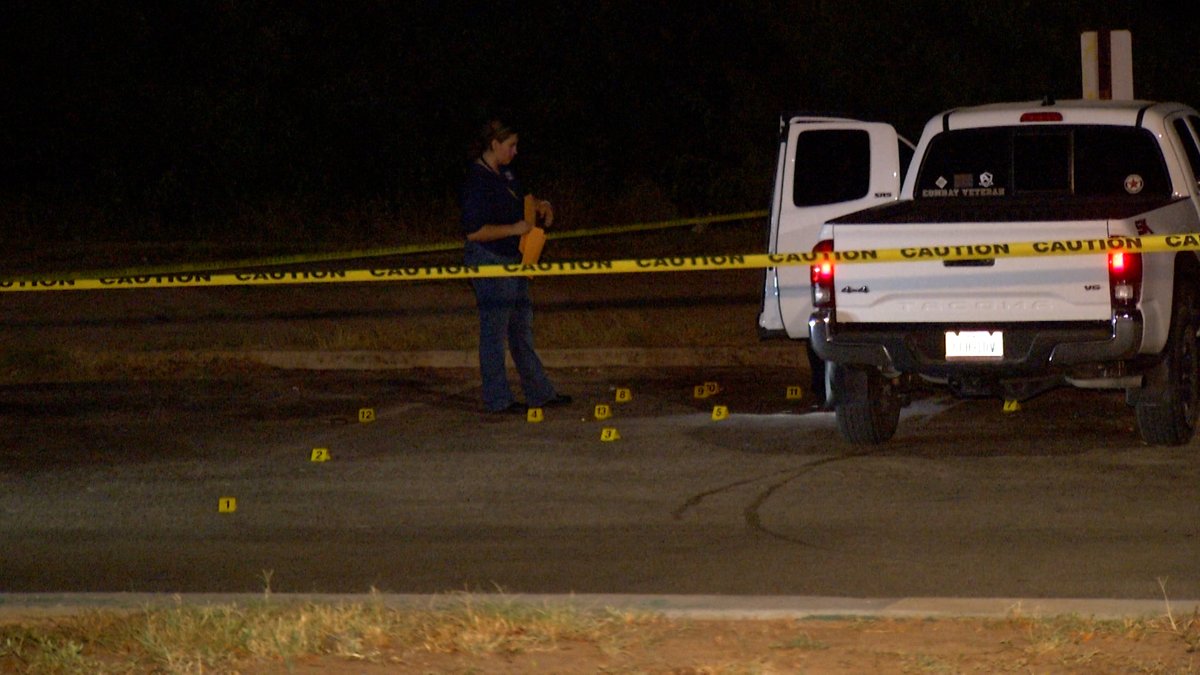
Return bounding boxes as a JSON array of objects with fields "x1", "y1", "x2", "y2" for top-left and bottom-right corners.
[{"x1": 520, "y1": 194, "x2": 546, "y2": 265}]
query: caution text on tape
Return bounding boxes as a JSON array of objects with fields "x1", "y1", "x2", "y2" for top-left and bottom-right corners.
[{"x1": 3, "y1": 234, "x2": 1194, "y2": 293}]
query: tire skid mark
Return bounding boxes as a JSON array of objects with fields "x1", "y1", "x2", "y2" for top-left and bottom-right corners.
[
  {"x1": 671, "y1": 467, "x2": 800, "y2": 521},
  {"x1": 746, "y1": 452, "x2": 886, "y2": 546},
  {"x1": 674, "y1": 451, "x2": 878, "y2": 547},
  {"x1": 739, "y1": 450, "x2": 937, "y2": 566},
  {"x1": 670, "y1": 395, "x2": 960, "y2": 547}
]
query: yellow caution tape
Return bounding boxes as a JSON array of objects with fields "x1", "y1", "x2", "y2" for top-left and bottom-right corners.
[
  {"x1": 0, "y1": 210, "x2": 769, "y2": 284},
  {"x1": 1, "y1": 233, "x2": 1192, "y2": 293}
]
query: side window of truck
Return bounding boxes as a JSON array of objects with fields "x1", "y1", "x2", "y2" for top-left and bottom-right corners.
[
  {"x1": 792, "y1": 129, "x2": 870, "y2": 207},
  {"x1": 1171, "y1": 117, "x2": 1200, "y2": 190}
]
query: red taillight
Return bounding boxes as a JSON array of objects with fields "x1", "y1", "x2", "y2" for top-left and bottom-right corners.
[
  {"x1": 1108, "y1": 250, "x2": 1142, "y2": 307},
  {"x1": 811, "y1": 239, "x2": 835, "y2": 308},
  {"x1": 810, "y1": 260, "x2": 833, "y2": 285},
  {"x1": 1020, "y1": 111, "x2": 1063, "y2": 123}
]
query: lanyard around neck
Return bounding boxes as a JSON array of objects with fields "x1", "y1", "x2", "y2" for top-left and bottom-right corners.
[{"x1": 478, "y1": 158, "x2": 518, "y2": 201}]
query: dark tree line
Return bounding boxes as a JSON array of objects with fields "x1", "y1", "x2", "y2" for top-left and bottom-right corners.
[{"x1": 1, "y1": 1, "x2": 1195, "y2": 243}]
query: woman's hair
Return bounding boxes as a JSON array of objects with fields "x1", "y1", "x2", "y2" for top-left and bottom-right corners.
[{"x1": 472, "y1": 119, "x2": 516, "y2": 158}]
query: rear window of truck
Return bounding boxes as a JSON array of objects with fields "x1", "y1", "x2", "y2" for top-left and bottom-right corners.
[{"x1": 914, "y1": 125, "x2": 1169, "y2": 199}]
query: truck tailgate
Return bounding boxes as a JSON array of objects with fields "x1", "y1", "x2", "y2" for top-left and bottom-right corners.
[{"x1": 831, "y1": 221, "x2": 1114, "y2": 324}]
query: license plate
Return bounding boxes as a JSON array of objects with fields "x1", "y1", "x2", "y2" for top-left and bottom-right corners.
[{"x1": 945, "y1": 330, "x2": 1003, "y2": 359}]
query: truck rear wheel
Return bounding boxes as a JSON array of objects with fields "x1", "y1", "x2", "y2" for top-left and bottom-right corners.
[
  {"x1": 833, "y1": 364, "x2": 900, "y2": 444},
  {"x1": 1135, "y1": 284, "x2": 1200, "y2": 446}
]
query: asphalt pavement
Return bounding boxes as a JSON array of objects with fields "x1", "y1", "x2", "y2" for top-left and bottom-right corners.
[{"x1": 2, "y1": 365, "x2": 1198, "y2": 620}]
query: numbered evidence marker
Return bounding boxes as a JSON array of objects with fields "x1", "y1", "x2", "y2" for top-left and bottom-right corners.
[
  {"x1": 693, "y1": 385, "x2": 709, "y2": 399},
  {"x1": 711, "y1": 405, "x2": 729, "y2": 421},
  {"x1": 310, "y1": 447, "x2": 331, "y2": 462},
  {"x1": 218, "y1": 497, "x2": 237, "y2": 513},
  {"x1": 526, "y1": 407, "x2": 544, "y2": 423},
  {"x1": 358, "y1": 408, "x2": 376, "y2": 423},
  {"x1": 1003, "y1": 399, "x2": 1022, "y2": 413},
  {"x1": 615, "y1": 388, "x2": 632, "y2": 403},
  {"x1": 694, "y1": 382, "x2": 721, "y2": 399},
  {"x1": 600, "y1": 427, "x2": 621, "y2": 442},
  {"x1": 786, "y1": 385, "x2": 804, "y2": 400},
  {"x1": 594, "y1": 404, "x2": 612, "y2": 420}
]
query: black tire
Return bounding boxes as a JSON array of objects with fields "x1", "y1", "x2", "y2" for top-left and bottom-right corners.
[
  {"x1": 833, "y1": 364, "x2": 901, "y2": 444},
  {"x1": 1136, "y1": 284, "x2": 1200, "y2": 446}
]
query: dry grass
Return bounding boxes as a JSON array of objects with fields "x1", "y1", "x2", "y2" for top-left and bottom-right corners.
[
  {"x1": 2, "y1": 597, "x2": 1198, "y2": 674},
  {"x1": 0, "y1": 594, "x2": 662, "y2": 673},
  {"x1": 1001, "y1": 611, "x2": 1200, "y2": 672}
]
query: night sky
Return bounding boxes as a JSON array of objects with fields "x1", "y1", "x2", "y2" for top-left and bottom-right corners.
[{"x1": 2, "y1": 1, "x2": 1197, "y2": 243}]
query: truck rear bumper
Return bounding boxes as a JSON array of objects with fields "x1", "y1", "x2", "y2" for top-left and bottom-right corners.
[{"x1": 808, "y1": 309, "x2": 1143, "y2": 377}]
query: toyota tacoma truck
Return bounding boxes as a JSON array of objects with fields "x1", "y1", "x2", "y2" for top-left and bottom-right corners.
[{"x1": 760, "y1": 99, "x2": 1200, "y2": 445}]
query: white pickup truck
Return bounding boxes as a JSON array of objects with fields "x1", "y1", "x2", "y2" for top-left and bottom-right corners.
[{"x1": 760, "y1": 99, "x2": 1200, "y2": 446}]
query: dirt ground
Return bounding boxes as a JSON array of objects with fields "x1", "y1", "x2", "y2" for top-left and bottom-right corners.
[
  {"x1": 175, "y1": 616, "x2": 1200, "y2": 673},
  {"x1": 3, "y1": 610, "x2": 1195, "y2": 673}
]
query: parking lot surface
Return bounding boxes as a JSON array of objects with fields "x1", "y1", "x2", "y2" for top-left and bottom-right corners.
[{"x1": 2, "y1": 366, "x2": 1198, "y2": 601}]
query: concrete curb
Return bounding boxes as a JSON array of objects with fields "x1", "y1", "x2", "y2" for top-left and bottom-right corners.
[
  {"x1": 0, "y1": 593, "x2": 1192, "y2": 621},
  {"x1": 114, "y1": 346, "x2": 804, "y2": 370}
]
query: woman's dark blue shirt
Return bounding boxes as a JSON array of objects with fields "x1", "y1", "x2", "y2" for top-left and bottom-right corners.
[{"x1": 461, "y1": 160, "x2": 526, "y2": 258}]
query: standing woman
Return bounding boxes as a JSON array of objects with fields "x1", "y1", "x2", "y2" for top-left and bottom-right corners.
[{"x1": 460, "y1": 119, "x2": 571, "y2": 414}]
